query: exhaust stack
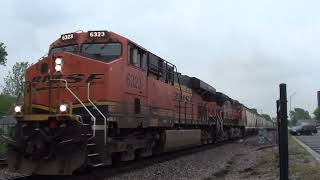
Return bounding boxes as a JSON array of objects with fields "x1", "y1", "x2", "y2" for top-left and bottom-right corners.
[{"x1": 317, "y1": 91, "x2": 320, "y2": 108}]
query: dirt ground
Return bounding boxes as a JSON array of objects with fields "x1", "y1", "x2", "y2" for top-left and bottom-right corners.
[
  {"x1": 209, "y1": 133, "x2": 320, "y2": 180},
  {"x1": 204, "y1": 132, "x2": 278, "y2": 180}
]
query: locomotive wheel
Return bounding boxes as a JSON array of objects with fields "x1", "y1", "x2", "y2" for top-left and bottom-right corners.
[
  {"x1": 74, "y1": 157, "x2": 89, "y2": 174},
  {"x1": 111, "y1": 152, "x2": 122, "y2": 167},
  {"x1": 73, "y1": 148, "x2": 90, "y2": 174},
  {"x1": 134, "y1": 149, "x2": 143, "y2": 161},
  {"x1": 152, "y1": 130, "x2": 165, "y2": 155}
]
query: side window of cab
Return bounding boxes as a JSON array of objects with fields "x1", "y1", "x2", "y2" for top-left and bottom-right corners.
[{"x1": 128, "y1": 43, "x2": 147, "y2": 70}]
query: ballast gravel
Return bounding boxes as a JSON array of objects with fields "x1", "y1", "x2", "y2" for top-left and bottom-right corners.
[{"x1": 109, "y1": 133, "x2": 277, "y2": 180}]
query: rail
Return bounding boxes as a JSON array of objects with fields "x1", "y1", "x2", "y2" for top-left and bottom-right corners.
[
  {"x1": 50, "y1": 79, "x2": 96, "y2": 139},
  {"x1": 87, "y1": 82, "x2": 107, "y2": 145}
]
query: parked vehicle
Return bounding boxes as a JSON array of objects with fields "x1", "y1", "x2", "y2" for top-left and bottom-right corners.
[{"x1": 290, "y1": 124, "x2": 317, "y2": 136}]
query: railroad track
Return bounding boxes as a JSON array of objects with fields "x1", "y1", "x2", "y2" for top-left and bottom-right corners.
[
  {"x1": 1, "y1": 137, "x2": 245, "y2": 180},
  {"x1": 0, "y1": 159, "x2": 7, "y2": 167},
  {"x1": 0, "y1": 159, "x2": 30, "y2": 180},
  {"x1": 0, "y1": 169, "x2": 29, "y2": 180},
  {"x1": 57, "y1": 138, "x2": 240, "y2": 180}
]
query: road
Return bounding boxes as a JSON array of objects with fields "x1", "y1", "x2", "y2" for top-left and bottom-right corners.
[{"x1": 295, "y1": 132, "x2": 320, "y2": 156}]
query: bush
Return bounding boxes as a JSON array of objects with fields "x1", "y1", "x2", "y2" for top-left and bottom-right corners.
[{"x1": 0, "y1": 94, "x2": 16, "y2": 116}]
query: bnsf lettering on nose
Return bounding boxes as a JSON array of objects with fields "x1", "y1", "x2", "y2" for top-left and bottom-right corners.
[
  {"x1": 127, "y1": 73, "x2": 142, "y2": 89},
  {"x1": 31, "y1": 74, "x2": 104, "y2": 83}
]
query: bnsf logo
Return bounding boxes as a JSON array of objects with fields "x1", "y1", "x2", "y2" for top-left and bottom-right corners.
[{"x1": 31, "y1": 74, "x2": 104, "y2": 83}]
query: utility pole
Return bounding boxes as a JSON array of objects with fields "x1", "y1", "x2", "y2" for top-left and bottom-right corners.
[
  {"x1": 289, "y1": 92, "x2": 296, "y2": 118},
  {"x1": 277, "y1": 83, "x2": 289, "y2": 180},
  {"x1": 317, "y1": 91, "x2": 320, "y2": 108}
]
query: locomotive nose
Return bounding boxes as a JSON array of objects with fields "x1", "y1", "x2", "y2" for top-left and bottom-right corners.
[{"x1": 25, "y1": 136, "x2": 48, "y2": 158}]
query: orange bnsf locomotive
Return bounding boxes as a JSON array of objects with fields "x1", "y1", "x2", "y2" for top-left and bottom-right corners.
[{"x1": 5, "y1": 31, "x2": 272, "y2": 175}]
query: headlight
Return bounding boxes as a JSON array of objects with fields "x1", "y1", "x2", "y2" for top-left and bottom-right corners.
[
  {"x1": 55, "y1": 57, "x2": 63, "y2": 72},
  {"x1": 59, "y1": 104, "x2": 68, "y2": 112},
  {"x1": 55, "y1": 58, "x2": 62, "y2": 65},
  {"x1": 55, "y1": 64, "x2": 62, "y2": 71},
  {"x1": 14, "y1": 106, "x2": 22, "y2": 113}
]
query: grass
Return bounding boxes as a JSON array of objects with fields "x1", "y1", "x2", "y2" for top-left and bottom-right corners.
[
  {"x1": 0, "y1": 94, "x2": 16, "y2": 117},
  {"x1": 288, "y1": 135, "x2": 320, "y2": 180},
  {"x1": 257, "y1": 135, "x2": 320, "y2": 180},
  {"x1": 256, "y1": 135, "x2": 320, "y2": 179},
  {"x1": 0, "y1": 129, "x2": 7, "y2": 157},
  {"x1": 0, "y1": 94, "x2": 16, "y2": 157},
  {"x1": 231, "y1": 135, "x2": 320, "y2": 179}
]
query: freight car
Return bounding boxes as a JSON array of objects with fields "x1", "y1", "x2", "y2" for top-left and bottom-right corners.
[{"x1": 4, "y1": 30, "x2": 273, "y2": 175}]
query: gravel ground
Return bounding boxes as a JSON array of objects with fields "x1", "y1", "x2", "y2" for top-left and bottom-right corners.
[
  {"x1": 0, "y1": 167, "x2": 27, "y2": 180},
  {"x1": 109, "y1": 132, "x2": 277, "y2": 180},
  {"x1": 0, "y1": 132, "x2": 277, "y2": 180}
]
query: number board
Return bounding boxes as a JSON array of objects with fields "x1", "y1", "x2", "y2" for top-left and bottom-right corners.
[
  {"x1": 88, "y1": 31, "x2": 108, "y2": 38},
  {"x1": 61, "y1": 33, "x2": 75, "y2": 41}
]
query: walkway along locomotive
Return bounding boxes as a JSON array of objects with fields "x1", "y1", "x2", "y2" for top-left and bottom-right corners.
[{"x1": 4, "y1": 31, "x2": 273, "y2": 175}]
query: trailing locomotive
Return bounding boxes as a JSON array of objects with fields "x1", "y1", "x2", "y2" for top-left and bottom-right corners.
[{"x1": 5, "y1": 31, "x2": 273, "y2": 175}]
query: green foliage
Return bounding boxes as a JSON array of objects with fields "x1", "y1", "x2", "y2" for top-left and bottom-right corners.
[
  {"x1": 313, "y1": 107, "x2": 320, "y2": 124},
  {"x1": 0, "y1": 128, "x2": 7, "y2": 155},
  {"x1": 2, "y1": 61, "x2": 30, "y2": 97},
  {"x1": 261, "y1": 114, "x2": 272, "y2": 121},
  {"x1": 289, "y1": 108, "x2": 311, "y2": 126},
  {"x1": 0, "y1": 94, "x2": 16, "y2": 116},
  {"x1": 0, "y1": 42, "x2": 8, "y2": 66}
]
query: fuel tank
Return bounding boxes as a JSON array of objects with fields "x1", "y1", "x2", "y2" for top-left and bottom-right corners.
[{"x1": 163, "y1": 129, "x2": 201, "y2": 152}]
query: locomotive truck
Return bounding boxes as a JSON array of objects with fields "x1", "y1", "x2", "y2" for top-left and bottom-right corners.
[{"x1": 4, "y1": 30, "x2": 273, "y2": 175}]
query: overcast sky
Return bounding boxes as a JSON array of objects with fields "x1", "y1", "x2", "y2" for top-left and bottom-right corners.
[{"x1": 1, "y1": 0, "x2": 320, "y2": 117}]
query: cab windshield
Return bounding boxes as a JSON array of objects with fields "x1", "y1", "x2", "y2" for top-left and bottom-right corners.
[
  {"x1": 49, "y1": 45, "x2": 78, "y2": 55},
  {"x1": 80, "y1": 42, "x2": 122, "y2": 62}
]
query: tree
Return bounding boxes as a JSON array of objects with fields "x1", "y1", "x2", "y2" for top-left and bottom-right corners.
[
  {"x1": 251, "y1": 108, "x2": 258, "y2": 114},
  {"x1": 2, "y1": 61, "x2": 29, "y2": 97},
  {"x1": 289, "y1": 108, "x2": 311, "y2": 126},
  {"x1": 0, "y1": 42, "x2": 8, "y2": 66},
  {"x1": 313, "y1": 107, "x2": 320, "y2": 124},
  {"x1": 0, "y1": 94, "x2": 16, "y2": 116},
  {"x1": 261, "y1": 114, "x2": 272, "y2": 121}
]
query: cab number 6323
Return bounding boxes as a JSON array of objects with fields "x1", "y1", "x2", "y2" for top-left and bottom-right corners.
[
  {"x1": 89, "y1": 31, "x2": 106, "y2": 38},
  {"x1": 61, "y1": 33, "x2": 74, "y2": 41}
]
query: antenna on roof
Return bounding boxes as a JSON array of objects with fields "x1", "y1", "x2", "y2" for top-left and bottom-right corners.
[{"x1": 74, "y1": 30, "x2": 84, "y2": 33}]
